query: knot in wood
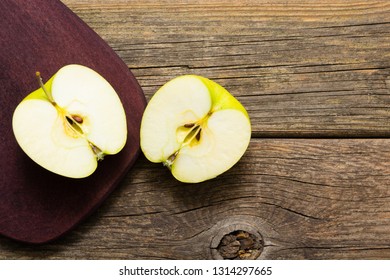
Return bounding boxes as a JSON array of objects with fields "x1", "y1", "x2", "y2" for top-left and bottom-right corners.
[{"x1": 217, "y1": 230, "x2": 263, "y2": 260}]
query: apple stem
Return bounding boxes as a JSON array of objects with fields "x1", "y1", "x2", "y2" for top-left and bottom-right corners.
[{"x1": 36, "y1": 71, "x2": 55, "y2": 105}]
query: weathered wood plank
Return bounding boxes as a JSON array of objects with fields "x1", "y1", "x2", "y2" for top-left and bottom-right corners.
[
  {"x1": 62, "y1": 0, "x2": 390, "y2": 137},
  {"x1": 1, "y1": 139, "x2": 389, "y2": 259}
]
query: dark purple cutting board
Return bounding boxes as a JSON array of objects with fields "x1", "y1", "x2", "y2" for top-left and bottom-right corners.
[{"x1": 0, "y1": 0, "x2": 146, "y2": 244}]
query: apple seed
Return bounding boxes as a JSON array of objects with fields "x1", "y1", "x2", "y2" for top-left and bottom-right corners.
[
  {"x1": 71, "y1": 115, "x2": 83, "y2": 124},
  {"x1": 195, "y1": 129, "x2": 201, "y2": 141},
  {"x1": 183, "y1": 124, "x2": 201, "y2": 146},
  {"x1": 184, "y1": 123, "x2": 195, "y2": 128}
]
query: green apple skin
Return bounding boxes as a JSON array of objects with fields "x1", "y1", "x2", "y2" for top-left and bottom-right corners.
[
  {"x1": 24, "y1": 76, "x2": 54, "y2": 102},
  {"x1": 198, "y1": 75, "x2": 249, "y2": 119},
  {"x1": 140, "y1": 75, "x2": 251, "y2": 183},
  {"x1": 12, "y1": 65, "x2": 127, "y2": 178}
]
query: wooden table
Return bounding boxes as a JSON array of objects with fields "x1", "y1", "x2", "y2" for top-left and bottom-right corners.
[{"x1": 1, "y1": 0, "x2": 389, "y2": 259}]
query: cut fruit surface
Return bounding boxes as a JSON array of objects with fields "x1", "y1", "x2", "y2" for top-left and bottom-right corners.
[
  {"x1": 12, "y1": 64, "x2": 128, "y2": 178},
  {"x1": 51, "y1": 65, "x2": 127, "y2": 154},
  {"x1": 140, "y1": 75, "x2": 251, "y2": 183}
]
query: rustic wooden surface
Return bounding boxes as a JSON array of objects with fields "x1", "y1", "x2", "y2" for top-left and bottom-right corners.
[{"x1": 1, "y1": 0, "x2": 389, "y2": 259}]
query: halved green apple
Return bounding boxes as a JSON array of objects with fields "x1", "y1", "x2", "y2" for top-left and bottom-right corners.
[
  {"x1": 12, "y1": 64, "x2": 127, "y2": 178},
  {"x1": 140, "y1": 75, "x2": 251, "y2": 183}
]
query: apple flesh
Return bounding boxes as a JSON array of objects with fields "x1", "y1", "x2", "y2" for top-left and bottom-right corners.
[
  {"x1": 12, "y1": 64, "x2": 127, "y2": 178},
  {"x1": 140, "y1": 75, "x2": 251, "y2": 183}
]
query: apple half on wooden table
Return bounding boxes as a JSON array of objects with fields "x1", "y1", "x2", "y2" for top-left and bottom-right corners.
[
  {"x1": 140, "y1": 75, "x2": 251, "y2": 183},
  {"x1": 12, "y1": 64, "x2": 127, "y2": 179}
]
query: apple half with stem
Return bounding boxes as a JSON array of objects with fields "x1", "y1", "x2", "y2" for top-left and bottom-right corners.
[
  {"x1": 12, "y1": 64, "x2": 127, "y2": 178},
  {"x1": 140, "y1": 75, "x2": 251, "y2": 183}
]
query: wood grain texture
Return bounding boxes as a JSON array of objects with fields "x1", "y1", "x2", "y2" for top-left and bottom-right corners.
[
  {"x1": 0, "y1": 139, "x2": 389, "y2": 259},
  {"x1": 1, "y1": 0, "x2": 389, "y2": 259},
  {"x1": 62, "y1": 0, "x2": 390, "y2": 137}
]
